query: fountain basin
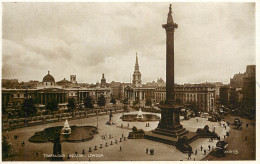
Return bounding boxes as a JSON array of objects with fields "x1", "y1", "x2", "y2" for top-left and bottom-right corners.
[
  {"x1": 29, "y1": 126, "x2": 97, "y2": 143},
  {"x1": 121, "y1": 113, "x2": 160, "y2": 122}
]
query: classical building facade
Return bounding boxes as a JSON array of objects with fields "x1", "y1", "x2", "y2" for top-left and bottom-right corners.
[
  {"x1": 124, "y1": 54, "x2": 155, "y2": 106},
  {"x1": 2, "y1": 72, "x2": 111, "y2": 111},
  {"x1": 154, "y1": 84, "x2": 216, "y2": 112}
]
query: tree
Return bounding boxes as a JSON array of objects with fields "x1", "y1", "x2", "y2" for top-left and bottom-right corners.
[
  {"x1": 22, "y1": 98, "x2": 37, "y2": 117},
  {"x1": 67, "y1": 98, "x2": 76, "y2": 112},
  {"x1": 145, "y1": 99, "x2": 152, "y2": 107},
  {"x1": 159, "y1": 101, "x2": 165, "y2": 105},
  {"x1": 84, "y1": 96, "x2": 93, "y2": 108},
  {"x1": 2, "y1": 135, "x2": 12, "y2": 160},
  {"x1": 110, "y1": 97, "x2": 116, "y2": 105},
  {"x1": 186, "y1": 101, "x2": 199, "y2": 116},
  {"x1": 122, "y1": 98, "x2": 128, "y2": 105},
  {"x1": 46, "y1": 98, "x2": 58, "y2": 112},
  {"x1": 98, "y1": 95, "x2": 106, "y2": 106}
]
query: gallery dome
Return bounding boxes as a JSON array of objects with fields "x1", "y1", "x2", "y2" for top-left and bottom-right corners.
[{"x1": 42, "y1": 71, "x2": 55, "y2": 83}]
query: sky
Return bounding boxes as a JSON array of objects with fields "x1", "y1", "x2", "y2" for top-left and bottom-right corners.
[{"x1": 2, "y1": 2, "x2": 255, "y2": 84}]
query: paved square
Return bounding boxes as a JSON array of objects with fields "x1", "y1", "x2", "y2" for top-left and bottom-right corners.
[{"x1": 3, "y1": 111, "x2": 229, "y2": 161}]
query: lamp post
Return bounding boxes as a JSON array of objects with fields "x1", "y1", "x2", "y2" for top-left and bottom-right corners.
[{"x1": 96, "y1": 110, "x2": 98, "y2": 127}]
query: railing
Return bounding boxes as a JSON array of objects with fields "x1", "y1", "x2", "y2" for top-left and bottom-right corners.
[{"x1": 2, "y1": 107, "x2": 125, "y2": 132}]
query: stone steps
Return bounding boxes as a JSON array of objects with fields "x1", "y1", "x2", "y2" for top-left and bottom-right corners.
[{"x1": 152, "y1": 128, "x2": 189, "y2": 138}]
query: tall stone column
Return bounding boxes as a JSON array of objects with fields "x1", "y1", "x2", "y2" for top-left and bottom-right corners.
[
  {"x1": 163, "y1": 4, "x2": 178, "y2": 105},
  {"x1": 159, "y1": 4, "x2": 180, "y2": 128}
]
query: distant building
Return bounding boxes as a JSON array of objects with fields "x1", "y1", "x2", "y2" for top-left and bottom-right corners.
[
  {"x1": 243, "y1": 65, "x2": 256, "y2": 109},
  {"x1": 154, "y1": 86, "x2": 166, "y2": 103},
  {"x1": 110, "y1": 81, "x2": 122, "y2": 100},
  {"x1": 56, "y1": 78, "x2": 72, "y2": 88},
  {"x1": 230, "y1": 73, "x2": 244, "y2": 88},
  {"x1": 124, "y1": 54, "x2": 155, "y2": 106},
  {"x1": 155, "y1": 84, "x2": 216, "y2": 112},
  {"x1": 2, "y1": 79, "x2": 19, "y2": 89},
  {"x1": 146, "y1": 78, "x2": 166, "y2": 87},
  {"x1": 2, "y1": 72, "x2": 111, "y2": 111},
  {"x1": 219, "y1": 85, "x2": 230, "y2": 105},
  {"x1": 70, "y1": 75, "x2": 77, "y2": 84},
  {"x1": 101, "y1": 73, "x2": 107, "y2": 88},
  {"x1": 40, "y1": 71, "x2": 56, "y2": 88}
]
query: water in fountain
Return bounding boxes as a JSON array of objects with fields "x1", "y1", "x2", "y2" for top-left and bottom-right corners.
[
  {"x1": 136, "y1": 108, "x2": 144, "y2": 119},
  {"x1": 61, "y1": 119, "x2": 71, "y2": 135}
]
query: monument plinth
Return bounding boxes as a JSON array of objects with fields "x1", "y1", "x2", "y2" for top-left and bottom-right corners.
[{"x1": 145, "y1": 4, "x2": 198, "y2": 146}]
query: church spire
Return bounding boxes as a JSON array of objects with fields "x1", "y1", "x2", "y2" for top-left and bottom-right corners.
[
  {"x1": 135, "y1": 52, "x2": 139, "y2": 67},
  {"x1": 132, "y1": 53, "x2": 142, "y2": 87}
]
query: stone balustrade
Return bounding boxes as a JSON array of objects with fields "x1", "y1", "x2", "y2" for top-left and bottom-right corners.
[{"x1": 3, "y1": 107, "x2": 124, "y2": 132}]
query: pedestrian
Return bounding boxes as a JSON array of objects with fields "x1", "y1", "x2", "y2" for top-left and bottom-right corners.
[
  {"x1": 35, "y1": 152, "x2": 38, "y2": 157},
  {"x1": 146, "y1": 148, "x2": 148, "y2": 154},
  {"x1": 224, "y1": 135, "x2": 226, "y2": 139},
  {"x1": 21, "y1": 141, "x2": 25, "y2": 146},
  {"x1": 208, "y1": 145, "x2": 211, "y2": 151},
  {"x1": 194, "y1": 149, "x2": 197, "y2": 155},
  {"x1": 245, "y1": 136, "x2": 247, "y2": 141},
  {"x1": 67, "y1": 154, "x2": 70, "y2": 159},
  {"x1": 188, "y1": 151, "x2": 191, "y2": 160},
  {"x1": 120, "y1": 146, "x2": 122, "y2": 151},
  {"x1": 200, "y1": 145, "x2": 203, "y2": 151},
  {"x1": 111, "y1": 141, "x2": 113, "y2": 145},
  {"x1": 204, "y1": 149, "x2": 206, "y2": 155},
  {"x1": 106, "y1": 142, "x2": 108, "y2": 147},
  {"x1": 94, "y1": 146, "x2": 97, "y2": 150},
  {"x1": 120, "y1": 138, "x2": 122, "y2": 142},
  {"x1": 75, "y1": 151, "x2": 78, "y2": 155},
  {"x1": 148, "y1": 123, "x2": 150, "y2": 127},
  {"x1": 246, "y1": 123, "x2": 248, "y2": 127},
  {"x1": 225, "y1": 126, "x2": 226, "y2": 129},
  {"x1": 100, "y1": 144, "x2": 103, "y2": 148},
  {"x1": 82, "y1": 149, "x2": 85, "y2": 154},
  {"x1": 89, "y1": 147, "x2": 92, "y2": 152}
]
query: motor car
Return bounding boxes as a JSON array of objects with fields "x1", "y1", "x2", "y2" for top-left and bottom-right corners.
[
  {"x1": 216, "y1": 140, "x2": 228, "y2": 150},
  {"x1": 234, "y1": 118, "x2": 240, "y2": 125}
]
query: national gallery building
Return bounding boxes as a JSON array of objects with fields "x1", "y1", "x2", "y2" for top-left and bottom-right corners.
[{"x1": 2, "y1": 72, "x2": 111, "y2": 110}]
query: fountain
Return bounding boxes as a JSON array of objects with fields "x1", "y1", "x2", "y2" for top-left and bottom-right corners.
[
  {"x1": 61, "y1": 119, "x2": 71, "y2": 135},
  {"x1": 136, "y1": 108, "x2": 144, "y2": 119},
  {"x1": 29, "y1": 119, "x2": 98, "y2": 143},
  {"x1": 120, "y1": 108, "x2": 160, "y2": 122}
]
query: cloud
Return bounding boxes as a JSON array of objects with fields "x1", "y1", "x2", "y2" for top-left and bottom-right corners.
[{"x1": 2, "y1": 2, "x2": 255, "y2": 84}]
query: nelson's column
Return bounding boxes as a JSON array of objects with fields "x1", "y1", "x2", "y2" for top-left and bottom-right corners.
[{"x1": 145, "y1": 4, "x2": 198, "y2": 145}]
